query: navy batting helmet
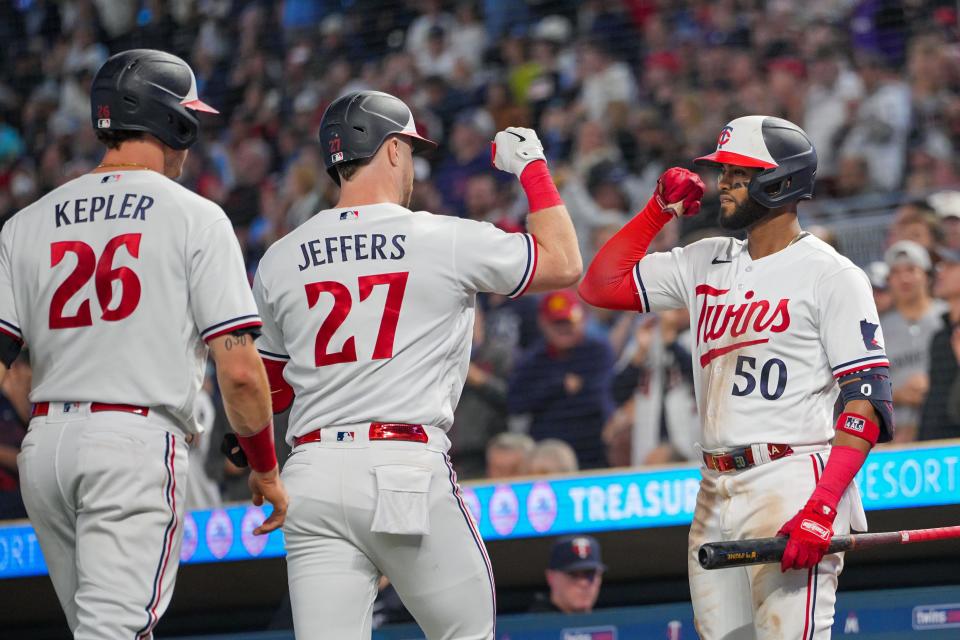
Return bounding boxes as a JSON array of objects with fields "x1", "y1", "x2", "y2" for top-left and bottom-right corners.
[
  {"x1": 91, "y1": 49, "x2": 219, "y2": 151},
  {"x1": 319, "y1": 91, "x2": 437, "y2": 185},
  {"x1": 694, "y1": 115, "x2": 817, "y2": 209}
]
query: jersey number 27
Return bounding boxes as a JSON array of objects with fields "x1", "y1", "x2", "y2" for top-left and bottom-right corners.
[
  {"x1": 49, "y1": 234, "x2": 142, "y2": 329},
  {"x1": 305, "y1": 271, "x2": 409, "y2": 367}
]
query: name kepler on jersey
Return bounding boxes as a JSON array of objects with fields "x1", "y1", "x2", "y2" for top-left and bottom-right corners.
[
  {"x1": 297, "y1": 233, "x2": 406, "y2": 270},
  {"x1": 54, "y1": 193, "x2": 154, "y2": 227}
]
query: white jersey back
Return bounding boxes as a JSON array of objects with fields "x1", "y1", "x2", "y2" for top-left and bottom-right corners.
[
  {"x1": 254, "y1": 203, "x2": 535, "y2": 444},
  {"x1": 634, "y1": 234, "x2": 887, "y2": 450},
  {"x1": 0, "y1": 170, "x2": 260, "y2": 431}
]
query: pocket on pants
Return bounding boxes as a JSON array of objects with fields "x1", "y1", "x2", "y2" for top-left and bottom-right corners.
[{"x1": 371, "y1": 465, "x2": 431, "y2": 535}]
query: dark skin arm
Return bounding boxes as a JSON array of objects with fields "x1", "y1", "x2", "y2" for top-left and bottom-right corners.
[{"x1": 836, "y1": 399, "x2": 877, "y2": 454}]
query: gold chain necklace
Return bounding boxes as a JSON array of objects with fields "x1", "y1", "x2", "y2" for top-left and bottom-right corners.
[{"x1": 96, "y1": 162, "x2": 152, "y2": 170}]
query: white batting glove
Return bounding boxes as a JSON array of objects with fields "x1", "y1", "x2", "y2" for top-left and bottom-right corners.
[{"x1": 492, "y1": 127, "x2": 546, "y2": 177}]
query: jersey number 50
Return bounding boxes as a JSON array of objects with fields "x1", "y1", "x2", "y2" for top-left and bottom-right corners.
[
  {"x1": 49, "y1": 234, "x2": 142, "y2": 329},
  {"x1": 305, "y1": 271, "x2": 409, "y2": 367},
  {"x1": 731, "y1": 355, "x2": 787, "y2": 400}
]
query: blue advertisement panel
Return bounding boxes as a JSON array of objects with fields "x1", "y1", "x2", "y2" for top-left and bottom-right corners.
[
  {"x1": 2, "y1": 443, "x2": 959, "y2": 580},
  {"x1": 165, "y1": 586, "x2": 960, "y2": 640}
]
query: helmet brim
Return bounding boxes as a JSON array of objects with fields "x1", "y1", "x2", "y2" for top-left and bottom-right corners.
[
  {"x1": 181, "y1": 98, "x2": 220, "y2": 114},
  {"x1": 694, "y1": 150, "x2": 777, "y2": 169},
  {"x1": 403, "y1": 132, "x2": 438, "y2": 154}
]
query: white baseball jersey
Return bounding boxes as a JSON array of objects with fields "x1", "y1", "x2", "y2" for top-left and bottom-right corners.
[
  {"x1": 633, "y1": 234, "x2": 888, "y2": 450},
  {"x1": 0, "y1": 170, "x2": 260, "y2": 431},
  {"x1": 254, "y1": 202, "x2": 536, "y2": 444}
]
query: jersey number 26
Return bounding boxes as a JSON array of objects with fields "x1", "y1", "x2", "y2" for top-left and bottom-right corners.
[{"x1": 49, "y1": 234, "x2": 142, "y2": 329}]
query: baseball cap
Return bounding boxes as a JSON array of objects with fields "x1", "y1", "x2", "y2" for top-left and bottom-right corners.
[
  {"x1": 884, "y1": 240, "x2": 931, "y2": 271},
  {"x1": 549, "y1": 535, "x2": 606, "y2": 572},
  {"x1": 539, "y1": 290, "x2": 584, "y2": 323},
  {"x1": 928, "y1": 190, "x2": 960, "y2": 220}
]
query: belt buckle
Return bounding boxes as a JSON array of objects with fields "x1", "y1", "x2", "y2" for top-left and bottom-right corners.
[
  {"x1": 369, "y1": 423, "x2": 428, "y2": 443},
  {"x1": 732, "y1": 451, "x2": 750, "y2": 470}
]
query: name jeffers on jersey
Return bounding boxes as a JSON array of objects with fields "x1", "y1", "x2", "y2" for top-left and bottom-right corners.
[
  {"x1": 298, "y1": 234, "x2": 406, "y2": 271},
  {"x1": 54, "y1": 193, "x2": 154, "y2": 228}
]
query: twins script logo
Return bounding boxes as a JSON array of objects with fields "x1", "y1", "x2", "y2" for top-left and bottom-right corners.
[{"x1": 695, "y1": 284, "x2": 791, "y2": 367}]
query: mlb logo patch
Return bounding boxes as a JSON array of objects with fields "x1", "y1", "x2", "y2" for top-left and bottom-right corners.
[
  {"x1": 100, "y1": 174, "x2": 122, "y2": 184},
  {"x1": 61, "y1": 402, "x2": 81, "y2": 414},
  {"x1": 844, "y1": 416, "x2": 865, "y2": 432},
  {"x1": 339, "y1": 210, "x2": 359, "y2": 221},
  {"x1": 97, "y1": 118, "x2": 111, "y2": 128},
  {"x1": 330, "y1": 152, "x2": 344, "y2": 163},
  {"x1": 337, "y1": 431, "x2": 355, "y2": 442}
]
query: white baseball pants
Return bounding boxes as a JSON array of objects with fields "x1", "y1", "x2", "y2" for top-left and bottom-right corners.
[
  {"x1": 282, "y1": 426, "x2": 495, "y2": 639},
  {"x1": 18, "y1": 405, "x2": 189, "y2": 639},
  {"x1": 688, "y1": 446, "x2": 867, "y2": 640}
]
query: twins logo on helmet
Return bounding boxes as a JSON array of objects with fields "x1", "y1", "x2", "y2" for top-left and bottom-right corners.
[{"x1": 695, "y1": 115, "x2": 818, "y2": 209}]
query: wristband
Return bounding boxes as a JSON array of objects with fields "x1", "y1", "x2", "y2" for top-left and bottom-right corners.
[
  {"x1": 519, "y1": 160, "x2": 563, "y2": 212},
  {"x1": 810, "y1": 444, "x2": 867, "y2": 510},
  {"x1": 835, "y1": 411, "x2": 880, "y2": 445},
  {"x1": 237, "y1": 421, "x2": 278, "y2": 473}
]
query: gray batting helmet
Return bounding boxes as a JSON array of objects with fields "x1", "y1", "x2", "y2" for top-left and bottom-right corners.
[
  {"x1": 91, "y1": 49, "x2": 219, "y2": 150},
  {"x1": 319, "y1": 91, "x2": 437, "y2": 185}
]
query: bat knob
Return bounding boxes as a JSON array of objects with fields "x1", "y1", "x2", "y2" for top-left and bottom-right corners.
[{"x1": 698, "y1": 545, "x2": 715, "y2": 569}]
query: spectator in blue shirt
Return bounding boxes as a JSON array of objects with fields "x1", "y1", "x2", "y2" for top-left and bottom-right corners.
[{"x1": 508, "y1": 290, "x2": 615, "y2": 468}]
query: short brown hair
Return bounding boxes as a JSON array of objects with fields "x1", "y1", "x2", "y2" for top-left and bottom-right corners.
[
  {"x1": 336, "y1": 155, "x2": 375, "y2": 182},
  {"x1": 95, "y1": 129, "x2": 145, "y2": 149}
]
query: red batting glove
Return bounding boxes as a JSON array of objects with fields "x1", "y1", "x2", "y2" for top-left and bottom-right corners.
[
  {"x1": 777, "y1": 498, "x2": 837, "y2": 572},
  {"x1": 654, "y1": 167, "x2": 705, "y2": 217}
]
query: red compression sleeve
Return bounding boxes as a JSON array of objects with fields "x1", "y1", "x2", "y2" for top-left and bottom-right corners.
[
  {"x1": 263, "y1": 358, "x2": 294, "y2": 414},
  {"x1": 810, "y1": 445, "x2": 868, "y2": 510},
  {"x1": 577, "y1": 197, "x2": 673, "y2": 310},
  {"x1": 237, "y1": 422, "x2": 278, "y2": 473},
  {"x1": 519, "y1": 160, "x2": 563, "y2": 212}
]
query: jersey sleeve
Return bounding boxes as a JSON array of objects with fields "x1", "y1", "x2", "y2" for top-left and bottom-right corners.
[
  {"x1": 633, "y1": 247, "x2": 690, "y2": 312},
  {"x1": 0, "y1": 224, "x2": 22, "y2": 345},
  {"x1": 252, "y1": 270, "x2": 288, "y2": 363},
  {"x1": 188, "y1": 217, "x2": 262, "y2": 342},
  {"x1": 453, "y1": 219, "x2": 536, "y2": 297},
  {"x1": 817, "y1": 266, "x2": 889, "y2": 378}
]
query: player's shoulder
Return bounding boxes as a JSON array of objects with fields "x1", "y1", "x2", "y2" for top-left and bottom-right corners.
[
  {"x1": 2, "y1": 175, "x2": 87, "y2": 230},
  {"x1": 677, "y1": 235, "x2": 742, "y2": 262},
  {"x1": 799, "y1": 234, "x2": 860, "y2": 272},
  {"x1": 798, "y1": 235, "x2": 872, "y2": 288},
  {"x1": 419, "y1": 211, "x2": 506, "y2": 236},
  {"x1": 153, "y1": 175, "x2": 227, "y2": 224}
]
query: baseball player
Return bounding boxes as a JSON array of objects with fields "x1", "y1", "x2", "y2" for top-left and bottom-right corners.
[
  {"x1": 251, "y1": 90, "x2": 581, "y2": 639},
  {"x1": 5, "y1": 49, "x2": 287, "y2": 639},
  {"x1": 580, "y1": 116, "x2": 893, "y2": 638}
]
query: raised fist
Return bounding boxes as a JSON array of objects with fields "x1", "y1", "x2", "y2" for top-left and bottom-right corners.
[
  {"x1": 492, "y1": 127, "x2": 546, "y2": 177},
  {"x1": 655, "y1": 167, "x2": 705, "y2": 218}
]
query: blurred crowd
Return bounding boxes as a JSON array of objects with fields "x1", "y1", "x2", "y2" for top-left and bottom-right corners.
[{"x1": 4, "y1": 0, "x2": 960, "y2": 517}]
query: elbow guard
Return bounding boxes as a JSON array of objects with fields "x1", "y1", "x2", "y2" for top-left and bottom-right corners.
[
  {"x1": 837, "y1": 366, "x2": 894, "y2": 443},
  {"x1": 262, "y1": 357, "x2": 294, "y2": 414}
]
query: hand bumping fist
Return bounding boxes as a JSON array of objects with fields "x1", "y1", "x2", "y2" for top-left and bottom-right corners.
[
  {"x1": 655, "y1": 167, "x2": 705, "y2": 218},
  {"x1": 492, "y1": 127, "x2": 546, "y2": 177}
]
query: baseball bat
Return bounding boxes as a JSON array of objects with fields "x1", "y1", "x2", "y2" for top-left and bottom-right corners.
[{"x1": 698, "y1": 525, "x2": 960, "y2": 570}]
